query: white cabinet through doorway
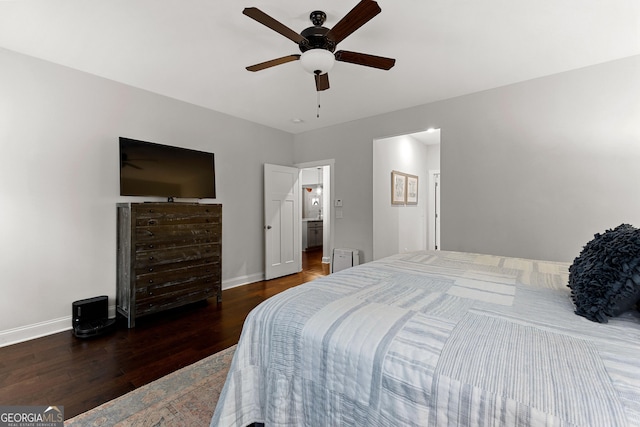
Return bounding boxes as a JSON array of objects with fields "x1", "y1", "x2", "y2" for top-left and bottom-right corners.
[{"x1": 302, "y1": 220, "x2": 323, "y2": 251}]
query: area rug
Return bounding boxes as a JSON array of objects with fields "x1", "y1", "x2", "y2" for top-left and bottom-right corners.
[{"x1": 65, "y1": 345, "x2": 236, "y2": 426}]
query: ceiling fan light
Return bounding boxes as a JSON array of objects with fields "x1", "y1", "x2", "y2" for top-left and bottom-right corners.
[{"x1": 300, "y1": 49, "x2": 335, "y2": 75}]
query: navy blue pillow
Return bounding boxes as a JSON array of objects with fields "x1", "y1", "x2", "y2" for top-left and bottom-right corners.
[{"x1": 568, "y1": 224, "x2": 640, "y2": 323}]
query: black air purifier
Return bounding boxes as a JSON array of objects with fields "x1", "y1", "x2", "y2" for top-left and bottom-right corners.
[{"x1": 72, "y1": 296, "x2": 116, "y2": 338}]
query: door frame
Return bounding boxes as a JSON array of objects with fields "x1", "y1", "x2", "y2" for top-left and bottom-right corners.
[
  {"x1": 428, "y1": 169, "x2": 441, "y2": 250},
  {"x1": 296, "y1": 159, "x2": 334, "y2": 265}
]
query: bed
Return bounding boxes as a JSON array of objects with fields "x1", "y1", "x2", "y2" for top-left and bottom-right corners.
[{"x1": 211, "y1": 250, "x2": 640, "y2": 426}]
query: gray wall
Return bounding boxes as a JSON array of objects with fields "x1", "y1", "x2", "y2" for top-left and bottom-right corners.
[
  {"x1": 0, "y1": 48, "x2": 293, "y2": 344},
  {"x1": 2, "y1": 46, "x2": 639, "y2": 345},
  {"x1": 294, "y1": 55, "x2": 640, "y2": 264}
]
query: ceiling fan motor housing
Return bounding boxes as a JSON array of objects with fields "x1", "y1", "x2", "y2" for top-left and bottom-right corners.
[{"x1": 299, "y1": 11, "x2": 336, "y2": 53}]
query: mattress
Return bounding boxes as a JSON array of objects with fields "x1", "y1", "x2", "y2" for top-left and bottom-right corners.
[{"x1": 211, "y1": 250, "x2": 640, "y2": 426}]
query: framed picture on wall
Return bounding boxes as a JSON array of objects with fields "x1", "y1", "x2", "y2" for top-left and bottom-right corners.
[
  {"x1": 406, "y1": 174, "x2": 418, "y2": 205},
  {"x1": 391, "y1": 170, "x2": 406, "y2": 205}
]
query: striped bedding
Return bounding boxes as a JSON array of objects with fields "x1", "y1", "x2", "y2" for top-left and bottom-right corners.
[{"x1": 211, "y1": 250, "x2": 640, "y2": 426}]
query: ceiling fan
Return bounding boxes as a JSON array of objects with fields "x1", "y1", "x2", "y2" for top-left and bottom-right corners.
[{"x1": 243, "y1": 0, "x2": 396, "y2": 92}]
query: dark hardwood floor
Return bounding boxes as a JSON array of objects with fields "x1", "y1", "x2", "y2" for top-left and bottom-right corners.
[{"x1": 0, "y1": 249, "x2": 329, "y2": 420}]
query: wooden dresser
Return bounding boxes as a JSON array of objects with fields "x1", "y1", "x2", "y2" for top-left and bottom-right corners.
[{"x1": 116, "y1": 202, "x2": 222, "y2": 327}]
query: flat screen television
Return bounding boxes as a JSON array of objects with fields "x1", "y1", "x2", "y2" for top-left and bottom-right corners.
[{"x1": 119, "y1": 137, "x2": 216, "y2": 199}]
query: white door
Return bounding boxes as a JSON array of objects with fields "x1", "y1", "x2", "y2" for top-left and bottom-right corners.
[{"x1": 264, "y1": 164, "x2": 301, "y2": 280}]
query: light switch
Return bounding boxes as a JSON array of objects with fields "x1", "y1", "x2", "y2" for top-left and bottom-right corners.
[{"x1": 335, "y1": 199, "x2": 343, "y2": 207}]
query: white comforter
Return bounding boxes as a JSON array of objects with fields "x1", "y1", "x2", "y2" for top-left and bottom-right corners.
[{"x1": 212, "y1": 250, "x2": 640, "y2": 426}]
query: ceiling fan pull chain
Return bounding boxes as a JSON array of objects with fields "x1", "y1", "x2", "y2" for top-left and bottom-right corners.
[{"x1": 317, "y1": 91, "x2": 321, "y2": 118}]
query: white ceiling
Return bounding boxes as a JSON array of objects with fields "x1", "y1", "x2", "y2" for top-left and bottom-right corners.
[{"x1": 1, "y1": 0, "x2": 638, "y2": 134}]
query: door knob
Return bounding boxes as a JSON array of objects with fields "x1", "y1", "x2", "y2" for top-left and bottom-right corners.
[{"x1": 265, "y1": 225, "x2": 272, "y2": 230}]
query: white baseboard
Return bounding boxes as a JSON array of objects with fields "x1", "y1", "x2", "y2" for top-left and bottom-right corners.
[
  {"x1": 222, "y1": 272, "x2": 264, "y2": 290},
  {"x1": 0, "y1": 316, "x2": 72, "y2": 348},
  {"x1": 0, "y1": 305, "x2": 118, "y2": 348},
  {"x1": 1, "y1": 275, "x2": 268, "y2": 348}
]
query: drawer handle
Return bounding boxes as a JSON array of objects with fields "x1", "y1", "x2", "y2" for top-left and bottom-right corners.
[
  {"x1": 149, "y1": 291, "x2": 154, "y2": 295},
  {"x1": 146, "y1": 230, "x2": 154, "y2": 237},
  {"x1": 148, "y1": 220, "x2": 157, "y2": 226},
  {"x1": 149, "y1": 244, "x2": 154, "y2": 249},
  {"x1": 149, "y1": 256, "x2": 154, "y2": 261},
  {"x1": 149, "y1": 279, "x2": 154, "y2": 284},
  {"x1": 148, "y1": 267, "x2": 154, "y2": 272}
]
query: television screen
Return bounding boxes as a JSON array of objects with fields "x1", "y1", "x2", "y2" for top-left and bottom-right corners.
[{"x1": 119, "y1": 137, "x2": 216, "y2": 199}]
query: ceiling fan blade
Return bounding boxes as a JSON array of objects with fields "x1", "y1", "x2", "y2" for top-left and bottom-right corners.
[
  {"x1": 335, "y1": 50, "x2": 395, "y2": 70},
  {"x1": 246, "y1": 55, "x2": 301, "y2": 72},
  {"x1": 243, "y1": 7, "x2": 307, "y2": 44},
  {"x1": 326, "y1": 0, "x2": 381, "y2": 45},
  {"x1": 315, "y1": 73, "x2": 330, "y2": 91}
]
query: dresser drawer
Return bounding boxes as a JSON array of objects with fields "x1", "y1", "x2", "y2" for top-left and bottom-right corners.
[
  {"x1": 135, "y1": 281, "x2": 218, "y2": 316},
  {"x1": 135, "y1": 262, "x2": 219, "y2": 285},
  {"x1": 135, "y1": 243, "x2": 219, "y2": 268},
  {"x1": 134, "y1": 257, "x2": 219, "y2": 277},
  {"x1": 135, "y1": 266, "x2": 219, "y2": 300},
  {"x1": 134, "y1": 230, "x2": 220, "y2": 252},
  {"x1": 134, "y1": 204, "x2": 221, "y2": 226},
  {"x1": 135, "y1": 223, "x2": 219, "y2": 244}
]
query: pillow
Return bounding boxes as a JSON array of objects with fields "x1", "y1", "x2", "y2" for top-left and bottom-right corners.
[{"x1": 568, "y1": 224, "x2": 640, "y2": 323}]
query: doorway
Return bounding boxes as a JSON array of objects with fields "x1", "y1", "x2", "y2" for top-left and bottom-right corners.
[
  {"x1": 263, "y1": 161, "x2": 332, "y2": 280},
  {"x1": 372, "y1": 129, "x2": 441, "y2": 260},
  {"x1": 297, "y1": 160, "x2": 333, "y2": 271}
]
